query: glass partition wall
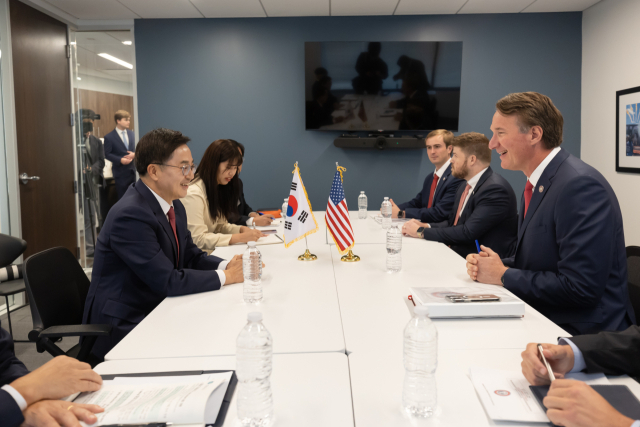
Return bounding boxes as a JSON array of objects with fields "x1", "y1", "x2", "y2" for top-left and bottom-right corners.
[{"x1": 69, "y1": 29, "x2": 135, "y2": 267}]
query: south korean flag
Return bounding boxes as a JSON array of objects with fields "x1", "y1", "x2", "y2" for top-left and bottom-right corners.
[{"x1": 284, "y1": 162, "x2": 318, "y2": 248}]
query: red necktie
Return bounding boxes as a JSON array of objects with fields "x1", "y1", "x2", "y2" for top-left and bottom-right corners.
[
  {"x1": 524, "y1": 181, "x2": 534, "y2": 218},
  {"x1": 427, "y1": 174, "x2": 440, "y2": 208},
  {"x1": 167, "y1": 206, "x2": 179, "y2": 264},
  {"x1": 453, "y1": 184, "x2": 471, "y2": 226}
]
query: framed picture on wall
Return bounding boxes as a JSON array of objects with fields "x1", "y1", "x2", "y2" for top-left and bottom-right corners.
[{"x1": 616, "y1": 85, "x2": 640, "y2": 173}]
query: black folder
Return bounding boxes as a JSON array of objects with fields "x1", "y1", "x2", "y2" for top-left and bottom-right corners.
[
  {"x1": 98, "y1": 370, "x2": 237, "y2": 427},
  {"x1": 530, "y1": 384, "x2": 640, "y2": 426}
]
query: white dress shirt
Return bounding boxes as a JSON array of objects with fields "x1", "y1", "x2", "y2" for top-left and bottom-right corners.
[
  {"x1": 117, "y1": 127, "x2": 130, "y2": 150},
  {"x1": 143, "y1": 181, "x2": 228, "y2": 284},
  {"x1": 1, "y1": 384, "x2": 27, "y2": 411},
  {"x1": 527, "y1": 146, "x2": 561, "y2": 187},
  {"x1": 458, "y1": 167, "x2": 489, "y2": 216},
  {"x1": 434, "y1": 158, "x2": 451, "y2": 192}
]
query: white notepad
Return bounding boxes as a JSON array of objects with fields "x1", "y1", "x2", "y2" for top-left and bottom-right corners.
[{"x1": 410, "y1": 286, "x2": 525, "y2": 318}]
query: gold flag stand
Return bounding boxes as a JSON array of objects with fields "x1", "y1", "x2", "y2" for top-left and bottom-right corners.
[
  {"x1": 298, "y1": 236, "x2": 317, "y2": 261},
  {"x1": 340, "y1": 249, "x2": 360, "y2": 262}
]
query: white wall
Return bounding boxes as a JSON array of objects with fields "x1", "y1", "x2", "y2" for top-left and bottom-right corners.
[{"x1": 582, "y1": 0, "x2": 640, "y2": 246}]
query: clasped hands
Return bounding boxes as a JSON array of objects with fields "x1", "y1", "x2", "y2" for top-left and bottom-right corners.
[
  {"x1": 465, "y1": 245, "x2": 508, "y2": 285},
  {"x1": 521, "y1": 343, "x2": 634, "y2": 427},
  {"x1": 120, "y1": 151, "x2": 135, "y2": 165},
  {"x1": 11, "y1": 356, "x2": 104, "y2": 427}
]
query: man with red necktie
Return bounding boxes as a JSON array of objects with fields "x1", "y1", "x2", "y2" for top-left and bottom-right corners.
[
  {"x1": 391, "y1": 129, "x2": 464, "y2": 223},
  {"x1": 83, "y1": 128, "x2": 245, "y2": 362},
  {"x1": 466, "y1": 92, "x2": 634, "y2": 336}
]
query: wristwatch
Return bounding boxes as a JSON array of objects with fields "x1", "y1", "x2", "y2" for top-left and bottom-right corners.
[
  {"x1": 398, "y1": 210, "x2": 405, "y2": 218},
  {"x1": 416, "y1": 227, "x2": 425, "y2": 239}
]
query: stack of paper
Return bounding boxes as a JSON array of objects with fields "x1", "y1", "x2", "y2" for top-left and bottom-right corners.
[
  {"x1": 73, "y1": 372, "x2": 233, "y2": 426},
  {"x1": 410, "y1": 286, "x2": 525, "y2": 318},
  {"x1": 469, "y1": 367, "x2": 609, "y2": 423}
]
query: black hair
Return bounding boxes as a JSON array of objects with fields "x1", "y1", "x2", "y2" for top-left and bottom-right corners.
[
  {"x1": 368, "y1": 42, "x2": 382, "y2": 55},
  {"x1": 135, "y1": 128, "x2": 190, "y2": 176},
  {"x1": 314, "y1": 67, "x2": 328, "y2": 77}
]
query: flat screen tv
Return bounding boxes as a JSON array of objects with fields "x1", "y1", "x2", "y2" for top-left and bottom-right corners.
[{"x1": 305, "y1": 41, "x2": 462, "y2": 132}]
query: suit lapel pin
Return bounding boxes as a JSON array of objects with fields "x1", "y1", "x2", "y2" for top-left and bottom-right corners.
[{"x1": 539, "y1": 185, "x2": 544, "y2": 193}]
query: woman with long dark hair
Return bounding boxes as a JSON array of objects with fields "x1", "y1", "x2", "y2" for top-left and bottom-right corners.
[{"x1": 182, "y1": 139, "x2": 264, "y2": 253}]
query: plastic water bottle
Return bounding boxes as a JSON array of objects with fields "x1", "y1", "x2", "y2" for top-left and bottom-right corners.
[
  {"x1": 403, "y1": 305, "x2": 438, "y2": 419},
  {"x1": 236, "y1": 312, "x2": 274, "y2": 427},
  {"x1": 381, "y1": 197, "x2": 392, "y2": 229},
  {"x1": 386, "y1": 225, "x2": 402, "y2": 272},
  {"x1": 281, "y1": 198, "x2": 288, "y2": 220},
  {"x1": 358, "y1": 191, "x2": 368, "y2": 219},
  {"x1": 243, "y1": 242, "x2": 262, "y2": 304}
]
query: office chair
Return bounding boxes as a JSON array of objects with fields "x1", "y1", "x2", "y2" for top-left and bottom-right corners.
[
  {"x1": 626, "y1": 246, "x2": 640, "y2": 326},
  {"x1": 0, "y1": 233, "x2": 28, "y2": 341},
  {"x1": 23, "y1": 247, "x2": 111, "y2": 365}
]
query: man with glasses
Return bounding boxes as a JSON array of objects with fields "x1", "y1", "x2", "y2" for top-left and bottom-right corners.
[
  {"x1": 83, "y1": 128, "x2": 244, "y2": 362},
  {"x1": 104, "y1": 110, "x2": 136, "y2": 200}
]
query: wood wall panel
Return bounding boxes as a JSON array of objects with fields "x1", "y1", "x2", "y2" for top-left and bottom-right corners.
[{"x1": 79, "y1": 89, "x2": 134, "y2": 138}]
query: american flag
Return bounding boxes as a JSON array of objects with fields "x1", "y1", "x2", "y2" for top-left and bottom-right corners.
[{"x1": 326, "y1": 169, "x2": 354, "y2": 254}]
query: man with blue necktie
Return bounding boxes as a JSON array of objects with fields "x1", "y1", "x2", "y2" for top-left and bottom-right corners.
[
  {"x1": 104, "y1": 110, "x2": 136, "y2": 200},
  {"x1": 466, "y1": 92, "x2": 635, "y2": 335}
]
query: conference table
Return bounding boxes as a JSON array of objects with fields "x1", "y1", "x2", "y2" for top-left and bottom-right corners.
[{"x1": 100, "y1": 210, "x2": 640, "y2": 426}]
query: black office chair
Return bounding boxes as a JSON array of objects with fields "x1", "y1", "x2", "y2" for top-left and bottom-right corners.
[
  {"x1": 626, "y1": 246, "x2": 640, "y2": 326},
  {"x1": 0, "y1": 233, "x2": 28, "y2": 341},
  {"x1": 23, "y1": 247, "x2": 111, "y2": 365}
]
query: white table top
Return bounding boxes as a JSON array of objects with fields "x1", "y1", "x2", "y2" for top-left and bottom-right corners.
[
  {"x1": 331, "y1": 244, "x2": 568, "y2": 354},
  {"x1": 348, "y1": 347, "x2": 640, "y2": 427},
  {"x1": 105, "y1": 242, "x2": 345, "y2": 360},
  {"x1": 325, "y1": 211, "x2": 426, "y2": 245},
  {"x1": 95, "y1": 352, "x2": 354, "y2": 427}
]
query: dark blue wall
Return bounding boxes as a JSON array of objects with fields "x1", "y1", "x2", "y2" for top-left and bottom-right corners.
[{"x1": 134, "y1": 13, "x2": 581, "y2": 212}]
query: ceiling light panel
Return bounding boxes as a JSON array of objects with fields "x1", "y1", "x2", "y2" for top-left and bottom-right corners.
[
  {"x1": 522, "y1": 0, "x2": 602, "y2": 13},
  {"x1": 458, "y1": 0, "x2": 535, "y2": 14},
  {"x1": 118, "y1": 0, "x2": 204, "y2": 18},
  {"x1": 261, "y1": 0, "x2": 328, "y2": 16},
  {"x1": 189, "y1": 0, "x2": 266, "y2": 18},
  {"x1": 395, "y1": 0, "x2": 468, "y2": 15},
  {"x1": 331, "y1": 0, "x2": 397, "y2": 16},
  {"x1": 42, "y1": 0, "x2": 140, "y2": 19},
  {"x1": 98, "y1": 53, "x2": 133, "y2": 69}
]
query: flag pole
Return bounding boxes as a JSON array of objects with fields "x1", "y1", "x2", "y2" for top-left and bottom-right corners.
[
  {"x1": 298, "y1": 236, "x2": 317, "y2": 261},
  {"x1": 335, "y1": 162, "x2": 360, "y2": 262}
]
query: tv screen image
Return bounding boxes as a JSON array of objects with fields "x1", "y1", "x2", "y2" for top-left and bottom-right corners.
[{"x1": 305, "y1": 41, "x2": 462, "y2": 132}]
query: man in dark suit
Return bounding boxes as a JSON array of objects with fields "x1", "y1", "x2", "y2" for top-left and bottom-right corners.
[
  {"x1": 391, "y1": 129, "x2": 464, "y2": 223},
  {"x1": 402, "y1": 132, "x2": 517, "y2": 259},
  {"x1": 103, "y1": 110, "x2": 136, "y2": 200},
  {"x1": 83, "y1": 128, "x2": 245, "y2": 361},
  {"x1": 520, "y1": 327, "x2": 640, "y2": 427},
  {"x1": 0, "y1": 320, "x2": 103, "y2": 427},
  {"x1": 82, "y1": 120, "x2": 105, "y2": 256},
  {"x1": 466, "y1": 92, "x2": 635, "y2": 335}
]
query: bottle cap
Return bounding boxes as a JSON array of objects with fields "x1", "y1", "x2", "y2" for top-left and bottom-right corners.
[
  {"x1": 248, "y1": 312, "x2": 262, "y2": 322},
  {"x1": 284, "y1": 198, "x2": 288, "y2": 201},
  {"x1": 361, "y1": 191, "x2": 365, "y2": 193},
  {"x1": 414, "y1": 305, "x2": 429, "y2": 317},
  {"x1": 247, "y1": 241, "x2": 257, "y2": 247},
  {"x1": 384, "y1": 196, "x2": 389, "y2": 200}
]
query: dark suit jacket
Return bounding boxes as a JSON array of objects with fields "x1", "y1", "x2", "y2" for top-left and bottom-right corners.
[
  {"x1": 84, "y1": 134, "x2": 105, "y2": 186},
  {"x1": 502, "y1": 149, "x2": 635, "y2": 335},
  {"x1": 103, "y1": 128, "x2": 136, "y2": 194},
  {"x1": 398, "y1": 163, "x2": 464, "y2": 223},
  {"x1": 422, "y1": 167, "x2": 518, "y2": 259},
  {"x1": 232, "y1": 179, "x2": 253, "y2": 226},
  {"x1": 82, "y1": 180, "x2": 224, "y2": 360},
  {"x1": 570, "y1": 326, "x2": 640, "y2": 377},
  {"x1": 1, "y1": 320, "x2": 29, "y2": 427}
]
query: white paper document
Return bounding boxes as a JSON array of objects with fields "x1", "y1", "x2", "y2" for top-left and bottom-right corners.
[
  {"x1": 469, "y1": 367, "x2": 610, "y2": 423},
  {"x1": 370, "y1": 215, "x2": 410, "y2": 224},
  {"x1": 74, "y1": 372, "x2": 231, "y2": 426},
  {"x1": 410, "y1": 286, "x2": 525, "y2": 318},
  {"x1": 232, "y1": 233, "x2": 283, "y2": 246}
]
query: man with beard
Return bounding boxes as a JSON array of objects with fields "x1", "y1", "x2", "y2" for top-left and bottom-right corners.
[{"x1": 402, "y1": 132, "x2": 518, "y2": 259}]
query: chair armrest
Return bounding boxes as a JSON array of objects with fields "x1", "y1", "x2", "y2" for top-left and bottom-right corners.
[{"x1": 40, "y1": 324, "x2": 111, "y2": 338}]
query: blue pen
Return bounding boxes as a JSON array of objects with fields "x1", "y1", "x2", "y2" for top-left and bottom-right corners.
[
  {"x1": 258, "y1": 212, "x2": 264, "y2": 215},
  {"x1": 475, "y1": 240, "x2": 481, "y2": 253}
]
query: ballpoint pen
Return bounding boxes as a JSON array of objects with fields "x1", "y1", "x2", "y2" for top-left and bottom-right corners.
[
  {"x1": 475, "y1": 240, "x2": 481, "y2": 253},
  {"x1": 537, "y1": 343, "x2": 556, "y2": 382}
]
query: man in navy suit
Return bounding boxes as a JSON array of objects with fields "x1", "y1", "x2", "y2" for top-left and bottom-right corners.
[
  {"x1": 391, "y1": 129, "x2": 464, "y2": 223},
  {"x1": 0, "y1": 320, "x2": 103, "y2": 427},
  {"x1": 467, "y1": 92, "x2": 635, "y2": 335},
  {"x1": 104, "y1": 110, "x2": 137, "y2": 200},
  {"x1": 402, "y1": 132, "x2": 517, "y2": 259},
  {"x1": 83, "y1": 128, "x2": 245, "y2": 361}
]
